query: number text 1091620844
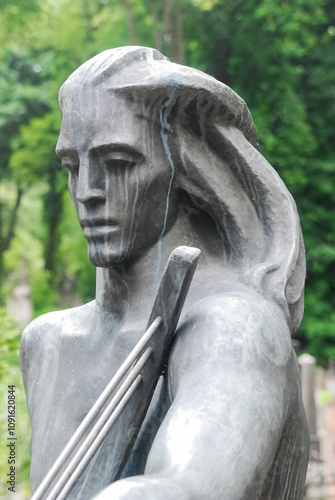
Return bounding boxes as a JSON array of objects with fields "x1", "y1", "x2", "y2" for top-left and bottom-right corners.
[{"x1": 7, "y1": 385, "x2": 16, "y2": 493}]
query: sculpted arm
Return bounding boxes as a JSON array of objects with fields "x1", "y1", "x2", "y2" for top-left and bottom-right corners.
[
  {"x1": 20, "y1": 310, "x2": 65, "y2": 418},
  {"x1": 94, "y1": 292, "x2": 301, "y2": 499}
]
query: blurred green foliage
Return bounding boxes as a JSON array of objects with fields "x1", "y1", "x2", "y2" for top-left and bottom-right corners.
[
  {"x1": 0, "y1": 309, "x2": 30, "y2": 498},
  {"x1": 0, "y1": 0, "x2": 334, "y2": 494}
]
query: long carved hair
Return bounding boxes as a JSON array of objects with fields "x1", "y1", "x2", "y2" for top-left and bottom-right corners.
[{"x1": 60, "y1": 46, "x2": 305, "y2": 333}]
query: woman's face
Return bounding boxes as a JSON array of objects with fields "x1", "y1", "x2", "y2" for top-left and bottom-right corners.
[{"x1": 56, "y1": 85, "x2": 178, "y2": 268}]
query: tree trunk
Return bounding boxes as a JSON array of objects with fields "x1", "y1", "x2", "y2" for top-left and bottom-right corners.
[
  {"x1": 44, "y1": 217, "x2": 59, "y2": 272},
  {"x1": 163, "y1": 0, "x2": 185, "y2": 64},
  {"x1": 0, "y1": 184, "x2": 23, "y2": 300},
  {"x1": 43, "y1": 165, "x2": 64, "y2": 274},
  {"x1": 2, "y1": 185, "x2": 23, "y2": 253},
  {"x1": 148, "y1": 0, "x2": 164, "y2": 51},
  {"x1": 122, "y1": 0, "x2": 139, "y2": 45},
  {"x1": 44, "y1": 187, "x2": 63, "y2": 273},
  {"x1": 171, "y1": 0, "x2": 185, "y2": 65}
]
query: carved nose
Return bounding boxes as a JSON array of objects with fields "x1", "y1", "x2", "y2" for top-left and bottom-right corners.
[{"x1": 76, "y1": 164, "x2": 105, "y2": 205}]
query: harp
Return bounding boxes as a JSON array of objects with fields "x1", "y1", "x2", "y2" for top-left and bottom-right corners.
[{"x1": 31, "y1": 246, "x2": 200, "y2": 500}]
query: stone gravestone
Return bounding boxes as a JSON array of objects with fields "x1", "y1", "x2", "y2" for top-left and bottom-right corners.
[
  {"x1": 21, "y1": 47, "x2": 309, "y2": 500},
  {"x1": 299, "y1": 354, "x2": 324, "y2": 500},
  {"x1": 299, "y1": 353, "x2": 320, "y2": 458}
]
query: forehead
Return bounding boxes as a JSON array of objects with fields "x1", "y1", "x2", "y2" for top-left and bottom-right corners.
[{"x1": 57, "y1": 84, "x2": 153, "y2": 153}]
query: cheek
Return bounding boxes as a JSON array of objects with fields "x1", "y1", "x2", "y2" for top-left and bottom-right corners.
[
  {"x1": 132, "y1": 172, "x2": 178, "y2": 238},
  {"x1": 142, "y1": 167, "x2": 176, "y2": 211},
  {"x1": 105, "y1": 168, "x2": 142, "y2": 218}
]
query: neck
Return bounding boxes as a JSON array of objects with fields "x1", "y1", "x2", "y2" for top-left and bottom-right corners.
[
  {"x1": 93, "y1": 206, "x2": 235, "y2": 336},
  {"x1": 94, "y1": 212, "x2": 211, "y2": 332}
]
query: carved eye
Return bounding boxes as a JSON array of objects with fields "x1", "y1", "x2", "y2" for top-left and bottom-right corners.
[
  {"x1": 62, "y1": 159, "x2": 79, "y2": 174},
  {"x1": 104, "y1": 158, "x2": 136, "y2": 170}
]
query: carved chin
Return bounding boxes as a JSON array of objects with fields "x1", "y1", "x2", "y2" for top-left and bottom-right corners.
[{"x1": 86, "y1": 241, "x2": 129, "y2": 268}]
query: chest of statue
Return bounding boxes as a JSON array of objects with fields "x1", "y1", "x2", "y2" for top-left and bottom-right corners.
[{"x1": 28, "y1": 319, "x2": 163, "y2": 499}]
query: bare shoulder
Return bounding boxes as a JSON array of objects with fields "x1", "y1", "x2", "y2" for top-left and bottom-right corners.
[
  {"x1": 20, "y1": 301, "x2": 96, "y2": 364},
  {"x1": 170, "y1": 290, "x2": 294, "y2": 393}
]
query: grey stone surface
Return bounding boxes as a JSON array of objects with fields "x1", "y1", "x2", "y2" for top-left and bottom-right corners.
[{"x1": 21, "y1": 46, "x2": 309, "y2": 499}]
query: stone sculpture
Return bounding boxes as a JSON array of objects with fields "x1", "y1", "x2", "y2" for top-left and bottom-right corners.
[{"x1": 21, "y1": 46, "x2": 309, "y2": 499}]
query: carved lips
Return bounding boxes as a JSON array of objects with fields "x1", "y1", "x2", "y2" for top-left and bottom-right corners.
[{"x1": 80, "y1": 219, "x2": 119, "y2": 239}]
